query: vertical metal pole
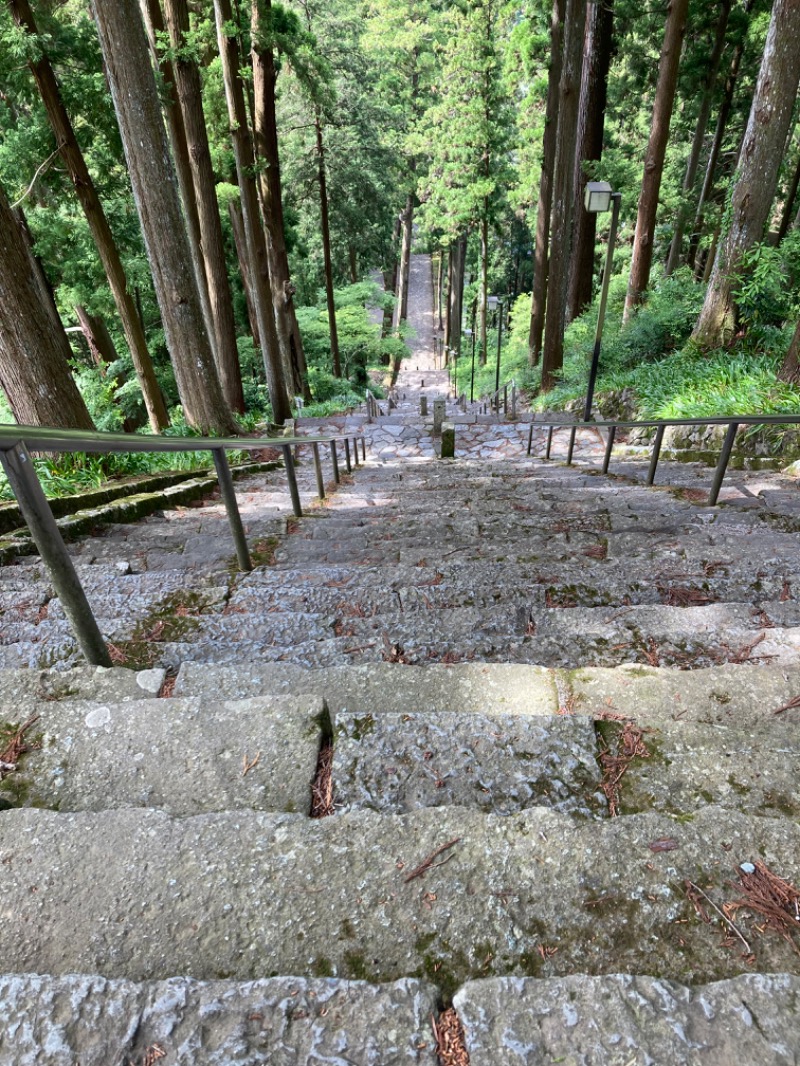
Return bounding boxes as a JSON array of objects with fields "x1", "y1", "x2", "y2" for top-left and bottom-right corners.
[
  {"x1": 351, "y1": 437, "x2": 360, "y2": 467},
  {"x1": 646, "y1": 424, "x2": 666, "y2": 486},
  {"x1": 602, "y1": 425, "x2": 616, "y2": 474},
  {"x1": 360, "y1": 436, "x2": 366, "y2": 461},
  {"x1": 0, "y1": 442, "x2": 111, "y2": 667},
  {"x1": 470, "y1": 331, "x2": 476, "y2": 403},
  {"x1": 545, "y1": 425, "x2": 554, "y2": 459},
  {"x1": 330, "y1": 440, "x2": 340, "y2": 484},
  {"x1": 212, "y1": 448, "x2": 252, "y2": 572},
  {"x1": 281, "y1": 444, "x2": 303, "y2": 517},
  {"x1": 709, "y1": 423, "x2": 738, "y2": 505},
  {"x1": 567, "y1": 425, "x2": 577, "y2": 465},
  {"x1": 312, "y1": 442, "x2": 325, "y2": 500},
  {"x1": 527, "y1": 424, "x2": 534, "y2": 456},
  {"x1": 511, "y1": 384, "x2": 517, "y2": 419},
  {"x1": 503, "y1": 384, "x2": 508, "y2": 415},
  {"x1": 494, "y1": 301, "x2": 503, "y2": 405},
  {"x1": 584, "y1": 193, "x2": 621, "y2": 423},
  {"x1": 343, "y1": 437, "x2": 352, "y2": 473}
]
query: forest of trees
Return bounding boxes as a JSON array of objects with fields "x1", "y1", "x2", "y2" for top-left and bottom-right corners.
[{"x1": 0, "y1": 0, "x2": 798, "y2": 439}]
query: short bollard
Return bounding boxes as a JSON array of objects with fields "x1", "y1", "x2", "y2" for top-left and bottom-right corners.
[
  {"x1": 433, "y1": 399, "x2": 446, "y2": 436},
  {"x1": 441, "y1": 422, "x2": 455, "y2": 458},
  {"x1": 420, "y1": 395, "x2": 428, "y2": 417}
]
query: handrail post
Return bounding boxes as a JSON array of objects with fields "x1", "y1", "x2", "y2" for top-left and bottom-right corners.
[
  {"x1": 602, "y1": 425, "x2": 616, "y2": 474},
  {"x1": 527, "y1": 424, "x2": 534, "y2": 456},
  {"x1": 511, "y1": 383, "x2": 517, "y2": 419},
  {"x1": 709, "y1": 423, "x2": 738, "y2": 505},
  {"x1": 360, "y1": 436, "x2": 367, "y2": 461},
  {"x1": 646, "y1": 424, "x2": 666, "y2": 486},
  {"x1": 503, "y1": 384, "x2": 508, "y2": 415},
  {"x1": 312, "y1": 442, "x2": 325, "y2": 500},
  {"x1": 351, "y1": 436, "x2": 359, "y2": 467},
  {"x1": 566, "y1": 425, "x2": 577, "y2": 465},
  {"x1": 211, "y1": 448, "x2": 252, "y2": 572},
  {"x1": 281, "y1": 444, "x2": 303, "y2": 517},
  {"x1": 0, "y1": 442, "x2": 111, "y2": 667},
  {"x1": 344, "y1": 437, "x2": 352, "y2": 473},
  {"x1": 330, "y1": 440, "x2": 340, "y2": 484},
  {"x1": 545, "y1": 425, "x2": 554, "y2": 460}
]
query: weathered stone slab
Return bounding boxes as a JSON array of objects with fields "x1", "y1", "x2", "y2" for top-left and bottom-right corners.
[
  {"x1": 0, "y1": 665, "x2": 164, "y2": 707},
  {"x1": 440, "y1": 422, "x2": 455, "y2": 458},
  {"x1": 454, "y1": 973, "x2": 800, "y2": 1065},
  {"x1": 174, "y1": 661, "x2": 558, "y2": 717},
  {"x1": 334, "y1": 710, "x2": 604, "y2": 817},
  {"x1": 0, "y1": 973, "x2": 438, "y2": 1065},
  {"x1": 3, "y1": 805, "x2": 800, "y2": 986},
  {"x1": 2, "y1": 695, "x2": 323, "y2": 815}
]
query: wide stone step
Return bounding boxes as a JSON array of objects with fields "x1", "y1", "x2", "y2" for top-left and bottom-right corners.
[
  {"x1": 3, "y1": 805, "x2": 800, "y2": 986},
  {"x1": 454, "y1": 973, "x2": 800, "y2": 1065},
  {"x1": 2, "y1": 695, "x2": 323, "y2": 816},
  {"x1": 0, "y1": 664, "x2": 165, "y2": 708},
  {"x1": 1, "y1": 973, "x2": 438, "y2": 1066}
]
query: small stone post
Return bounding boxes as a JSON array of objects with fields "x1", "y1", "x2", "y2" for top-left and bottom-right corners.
[
  {"x1": 441, "y1": 421, "x2": 455, "y2": 458},
  {"x1": 432, "y1": 398, "x2": 446, "y2": 436},
  {"x1": 420, "y1": 395, "x2": 428, "y2": 417}
]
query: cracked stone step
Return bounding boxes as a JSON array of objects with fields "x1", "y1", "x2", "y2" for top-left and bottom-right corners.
[
  {"x1": 1, "y1": 973, "x2": 438, "y2": 1066},
  {"x1": 3, "y1": 805, "x2": 800, "y2": 987},
  {"x1": 453, "y1": 973, "x2": 800, "y2": 1065},
  {"x1": 333, "y1": 710, "x2": 604, "y2": 817},
  {"x1": 1, "y1": 695, "x2": 324, "y2": 816}
]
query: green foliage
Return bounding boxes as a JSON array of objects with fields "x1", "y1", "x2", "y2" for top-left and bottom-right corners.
[{"x1": 733, "y1": 230, "x2": 800, "y2": 333}]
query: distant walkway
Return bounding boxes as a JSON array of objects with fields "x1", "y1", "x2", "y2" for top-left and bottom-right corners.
[{"x1": 395, "y1": 254, "x2": 449, "y2": 394}]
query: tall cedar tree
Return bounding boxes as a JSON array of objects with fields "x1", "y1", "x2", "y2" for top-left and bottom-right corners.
[
  {"x1": 623, "y1": 0, "x2": 689, "y2": 321},
  {"x1": 541, "y1": 0, "x2": 586, "y2": 391},
  {"x1": 251, "y1": 0, "x2": 311, "y2": 401},
  {"x1": 567, "y1": 0, "x2": 614, "y2": 322},
  {"x1": 694, "y1": 0, "x2": 800, "y2": 347},
  {"x1": 162, "y1": 0, "x2": 245, "y2": 414},
  {"x1": 212, "y1": 0, "x2": 292, "y2": 417},
  {"x1": 8, "y1": 0, "x2": 168, "y2": 432},
  {"x1": 0, "y1": 181, "x2": 94, "y2": 429},
  {"x1": 528, "y1": 0, "x2": 565, "y2": 365}
]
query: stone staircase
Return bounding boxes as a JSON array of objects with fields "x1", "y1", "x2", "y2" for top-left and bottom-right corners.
[{"x1": 2, "y1": 421, "x2": 800, "y2": 1063}]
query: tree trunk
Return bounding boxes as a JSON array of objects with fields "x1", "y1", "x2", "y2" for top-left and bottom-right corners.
[
  {"x1": 212, "y1": 0, "x2": 291, "y2": 420},
  {"x1": 693, "y1": 0, "x2": 800, "y2": 347},
  {"x1": 140, "y1": 0, "x2": 217, "y2": 381},
  {"x1": 777, "y1": 142, "x2": 800, "y2": 243},
  {"x1": 541, "y1": 0, "x2": 586, "y2": 391},
  {"x1": 13, "y1": 204, "x2": 62, "y2": 337},
  {"x1": 479, "y1": 211, "x2": 489, "y2": 366},
  {"x1": 623, "y1": 0, "x2": 689, "y2": 321},
  {"x1": 448, "y1": 234, "x2": 467, "y2": 358},
  {"x1": 0, "y1": 182, "x2": 94, "y2": 430},
  {"x1": 382, "y1": 213, "x2": 401, "y2": 340},
  {"x1": 91, "y1": 0, "x2": 236, "y2": 435},
  {"x1": 75, "y1": 305, "x2": 119, "y2": 370},
  {"x1": 529, "y1": 0, "x2": 565, "y2": 367},
  {"x1": 163, "y1": 0, "x2": 244, "y2": 414},
  {"x1": 314, "y1": 112, "x2": 342, "y2": 377},
  {"x1": 779, "y1": 318, "x2": 800, "y2": 383},
  {"x1": 348, "y1": 246, "x2": 358, "y2": 283},
  {"x1": 567, "y1": 0, "x2": 614, "y2": 322},
  {"x1": 228, "y1": 199, "x2": 259, "y2": 348},
  {"x1": 687, "y1": 0, "x2": 754, "y2": 270},
  {"x1": 251, "y1": 0, "x2": 311, "y2": 401},
  {"x1": 396, "y1": 195, "x2": 414, "y2": 328},
  {"x1": 436, "y1": 249, "x2": 444, "y2": 331},
  {"x1": 11, "y1": 0, "x2": 168, "y2": 432},
  {"x1": 665, "y1": 0, "x2": 731, "y2": 275},
  {"x1": 444, "y1": 244, "x2": 453, "y2": 350}
]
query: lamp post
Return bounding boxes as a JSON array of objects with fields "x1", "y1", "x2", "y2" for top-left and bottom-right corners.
[
  {"x1": 583, "y1": 181, "x2": 621, "y2": 422},
  {"x1": 464, "y1": 328, "x2": 476, "y2": 402},
  {"x1": 487, "y1": 295, "x2": 504, "y2": 411}
]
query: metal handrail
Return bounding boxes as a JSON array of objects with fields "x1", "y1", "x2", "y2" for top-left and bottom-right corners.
[
  {"x1": 526, "y1": 414, "x2": 800, "y2": 506},
  {"x1": 480, "y1": 378, "x2": 517, "y2": 418},
  {"x1": 0, "y1": 421, "x2": 367, "y2": 668}
]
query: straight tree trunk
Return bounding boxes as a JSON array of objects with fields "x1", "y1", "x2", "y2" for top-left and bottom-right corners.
[
  {"x1": 10, "y1": 0, "x2": 168, "y2": 432},
  {"x1": 75, "y1": 305, "x2": 119, "y2": 370},
  {"x1": 382, "y1": 213, "x2": 401, "y2": 339},
  {"x1": 687, "y1": 0, "x2": 754, "y2": 270},
  {"x1": 251, "y1": 0, "x2": 311, "y2": 401},
  {"x1": 13, "y1": 204, "x2": 62, "y2": 337},
  {"x1": 567, "y1": 0, "x2": 614, "y2": 322},
  {"x1": 777, "y1": 143, "x2": 800, "y2": 243},
  {"x1": 529, "y1": 0, "x2": 565, "y2": 366},
  {"x1": 163, "y1": 0, "x2": 244, "y2": 414},
  {"x1": 779, "y1": 318, "x2": 800, "y2": 383},
  {"x1": 436, "y1": 249, "x2": 444, "y2": 331},
  {"x1": 665, "y1": 0, "x2": 731, "y2": 275},
  {"x1": 140, "y1": 0, "x2": 217, "y2": 379},
  {"x1": 623, "y1": 0, "x2": 689, "y2": 321},
  {"x1": 479, "y1": 211, "x2": 489, "y2": 365},
  {"x1": 541, "y1": 0, "x2": 587, "y2": 391},
  {"x1": 213, "y1": 0, "x2": 291, "y2": 420},
  {"x1": 91, "y1": 0, "x2": 236, "y2": 435},
  {"x1": 229, "y1": 199, "x2": 260, "y2": 348},
  {"x1": 0, "y1": 182, "x2": 94, "y2": 430},
  {"x1": 693, "y1": 0, "x2": 800, "y2": 347},
  {"x1": 444, "y1": 244, "x2": 453, "y2": 350},
  {"x1": 314, "y1": 111, "x2": 342, "y2": 377},
  {"x1": 448, "y1": 234, "x2": 467, "y2": 358},
  {"x1": 396, "y1": 195, "x2": 414, "y2": 328}
]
